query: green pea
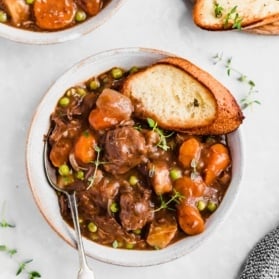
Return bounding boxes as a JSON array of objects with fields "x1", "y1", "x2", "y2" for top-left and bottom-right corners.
[
  {"x1": 87, "y1": 222, "x2": 97, "y2": 233},
  {"x1": 126, "y1": 242, "x2": 134, "y2": 249},
  {"x1": 207, "y1": 201, "x2": 217, "y2": 212},
  {"x1": 129, "y1": 175, "x2": 139, "y2": 186},
  {"x1": 59, "y1": 96, "x2": 70, "y2": 107},
  {"x1": 89, "y1": 79, "x2": 100, "y2": 90},
  {"x1": 76, "y1": 87, "x2": 87, "y2": 97},
  {"x1": 112, "y1": 240, "x2": 118, "y2": 249},
  {"x1": 75, "y1": 10, "x2": 87, "y2": 22},
  {"x1": 169, "y1": 168, "x2": 182, "y2": 181},
  {"x1": 58, "y1": 164, "x2": 70, "y2": 176},
  {"x1": 196, "y1": 200, "x2": 206, "y2": 211},
  {"x1": 111, "y1": 68, "x2": 123, "y2": 79},
  {"x1": 129, "y1": 66, "x2": 139, "y2": 74},
  {"x1": 0, "y1": 11, "x2": 7, "y2": 23},
  {"x1": 110, "y1": 202, "x2": 119, "y2": 213},
  {"x1": 76, "y1": 170, "x2": 84, "y2": 180},
  {"x1": 25, "y1": 0, "x2": 35, "y2": 4},
  {"x1": 133, "y1": 229, "x2": 141, "y2": 235}
]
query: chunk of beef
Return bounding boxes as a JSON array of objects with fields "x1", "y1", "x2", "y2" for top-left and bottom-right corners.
[
  {"x1": 119, "y1": 185, "x2": 154, "y2": 231},
  {"x1": 104, "y1": 126, "x2": 147, "y2": 174},
  {"x1": 87, "y1": 177, "x2": 120, "y2": 209},
  {"x1": 93, "y1": 215, "x2": 137, "y2": 245}
]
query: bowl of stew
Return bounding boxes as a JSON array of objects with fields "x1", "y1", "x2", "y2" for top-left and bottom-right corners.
[
  {"x1": 0, "y1": 0, "x2": 124, "y2": 44},
  {"x1": 26, "y1": 47, "x2": 244, "y2": 266}
]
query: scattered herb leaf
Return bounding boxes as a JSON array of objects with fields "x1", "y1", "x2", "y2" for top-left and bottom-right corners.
[
  {"x1": 87, "y1": 145, "x2": 106, "y2": 190},
  {"x1": 0, "y1": 201, "x2": 15, "y2": 228},
  {"x1": 212, "y1": 52, "x2": 260, "y2": 110},
  {"x1": 154, "y1": 190, "x2": 185, "y2": 212},
  {"x1": 0, "y1": 202, "x2": 41, "y2": 278},
  {"x1": 147, "y1": 118, "x2": 174, "y2": 151}
]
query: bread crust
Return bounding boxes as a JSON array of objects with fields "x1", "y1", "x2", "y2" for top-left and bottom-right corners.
[
  {"x1": 244, "y1": 19, "x2": 279, "y2": 35},
  {"x1": 159, "y1": 57, "x2": 244, "y2": 135},
  {"x1": 122, "y1": 57, "x2": 243, "y2": 135}
]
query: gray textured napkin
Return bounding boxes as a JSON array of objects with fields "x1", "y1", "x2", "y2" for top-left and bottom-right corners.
[{"x1": 239, "y1": 226, "x2": 279, "y2": 278}]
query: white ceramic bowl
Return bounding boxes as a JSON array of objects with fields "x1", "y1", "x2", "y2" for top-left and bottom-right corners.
[
  {"x1": 0, "y1": 0, "x2": 124, "y2": 44},
  {"x1": 26, "y1": 47, "x2": 244, "y2": 266}
]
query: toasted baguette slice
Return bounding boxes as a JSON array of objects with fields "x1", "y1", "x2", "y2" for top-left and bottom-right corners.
[
  {"x1": 193, "y1": 0, "x2": 279, "y2": 30},
  {"x1": 122, "y1": 57, "x2": 243, "y2": 135},
  {"x1": 245, "y1": 20, "x2": 279, "y2": 35}
]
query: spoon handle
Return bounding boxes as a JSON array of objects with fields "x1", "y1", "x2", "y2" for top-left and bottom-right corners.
[{"x1": 67, "y1": 192, "x2": 95, "y2": 279}]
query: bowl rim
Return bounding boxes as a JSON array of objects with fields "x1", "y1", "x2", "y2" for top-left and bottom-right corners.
[
  {"x1": 0, "y1": 0, "x2": 125, "y2": 45},
  {"x1": 25, "y1": 47, "x2": 244, "y2": 266}
]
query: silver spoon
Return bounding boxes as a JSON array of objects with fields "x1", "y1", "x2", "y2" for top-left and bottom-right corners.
[{"x1": 43, "y1": 139, "x2": 95, "y2": 279}]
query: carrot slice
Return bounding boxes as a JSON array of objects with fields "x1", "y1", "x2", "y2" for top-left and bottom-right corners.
[
  {"x1": 178, "y1": 137, "x2": 201, "y2": 168},
  {"x1": 177, "y1": 204, "x2": 205, "y2": 235},
  {"x1": 78, "y1": 0, "x2": 103, "y2": 16},
  {"x1": 74, "y1": 130, "x2": 96, "y2": 164},
  {"x1": 34, "y1": 0, "x2": 76, "y2": 30},
  {"x1": 204, "y1": 143, "x2": 231, "y2": 186},
  {"x1": 174, "y1": 175, "x2": 205, "y2": 199}
]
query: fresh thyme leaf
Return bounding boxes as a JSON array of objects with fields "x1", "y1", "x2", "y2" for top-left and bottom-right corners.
[
  {"x1": 212, "y1": 52, "x2": 223, "y2": 64},
  {"x1": 212, "y1": 53, "x2": 260, "y2": 110},
  {"x1": 87, "y1": 145, "x2": 106, "y2": 190},
  {"x1": 147, "y1": 118, "x2": 156, "y2": 128},
  {"x1": 223, "y1": 5, "x2": 243, "y2": 29},
  {"x1": 146, "y1": 118, "x2": 173, "y2": 151},
  {"x1": 0, "y1": 245, "x2": 7, "y2": 251},
  {"x1": 214, "y1": 2, "x2": 223, "y2": 18},
  {"x1": 29, "y1": 271, "x2": 41, "y2": 278},
  {"x1": 0, "y1": 201, "x2": 15, "y2": 228},
  {"x1": 154, "y1": 190, "x2": 185, "y2": 212}
]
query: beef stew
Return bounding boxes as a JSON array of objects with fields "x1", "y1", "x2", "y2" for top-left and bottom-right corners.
[
  {"x1": 46, "y1": 65, "x2": 232, "y2": 250},
  {"x1": 0, "y1": 0, "x2": 110, "y2": 31}
]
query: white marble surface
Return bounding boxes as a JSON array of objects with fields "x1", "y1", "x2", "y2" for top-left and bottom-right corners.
[{"x1": 1, "y1": 0, "x2": 279, "y2": 278}]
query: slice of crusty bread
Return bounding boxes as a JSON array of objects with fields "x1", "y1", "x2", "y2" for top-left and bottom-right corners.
[
  {"x1": 245, "y1": 20, "x2": 279, "y2": 35},
  {"x1": 122, "y1": 57, "x2": 243, "y2": 135},
  {"x1": 193, "y1": 0, "x2": 279, "y2": 30}
]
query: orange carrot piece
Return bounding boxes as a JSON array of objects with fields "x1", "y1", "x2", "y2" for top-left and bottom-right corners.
[
  {"x1": 174, "y1": 175, "x2": 205, "y2": 199},
  {"x1": 34, "y1": 0, "x2": 76, "y2": 30},
  {"x1": 178, "y1": 137, "x2": 201, "y2": 168},
  {"x1": 78, "y1": 0, "x2": 103, "y2": 16},
  {"x1": 88, "y1": 108, "x2": 118, "y2": 131},
  {"x1": 204, "y1": 143, "x2": 231, "y2": 186},
  {"x1": 74, "y1": 130, "x2": 96, "y2": 164},
  {"x1": 177, "y1": 204, "x2": 205, "y2": 235}
]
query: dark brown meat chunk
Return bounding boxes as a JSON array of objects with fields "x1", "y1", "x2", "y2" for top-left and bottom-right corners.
[
  {"x1": 87, "y1": 177, "x2": 120, "y2": 209},
  {"x1": 104, "y1": 126, "x2": 147, "y2": 174},
  {"x1": 119, "y1": 185, "x2": 154, "y2": 231}
]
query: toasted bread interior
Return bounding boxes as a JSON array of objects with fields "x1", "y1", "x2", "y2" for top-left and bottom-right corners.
[{"x1": 123, "y1": 64, "x2": 217, "y2": 130}]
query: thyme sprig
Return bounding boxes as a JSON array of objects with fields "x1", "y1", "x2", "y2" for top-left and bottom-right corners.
[
  {"x1": 86, "y1": 145, "x2": 106, "y2": 190},
  {"x1": 147, "y1": 118, "x2": 174, "y2": 151},
  {"x1": 224, "y1": 6, "x2": 242, "y2": 29},
  {"x1": 213, "y1": 3, "x2": 243, "y2": 30},
  {"x1": 212, "y1": 52, "x2": 260, "y2": 110},
  {"x1": 0, "y1": 245, "x2": 17, "y2": 257},
  {"x1": 0, "y1": 202, "x2": 41, "y2": 278},
  {"x1": 214, "y1": 1, "x2": 223, "y2": 18},
  {"x1": 154, "y1": 190, "x2": 184, "y2": 212},
  {"x1": 0, "y1": 201, "x2": 15, "y2": 228}
]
